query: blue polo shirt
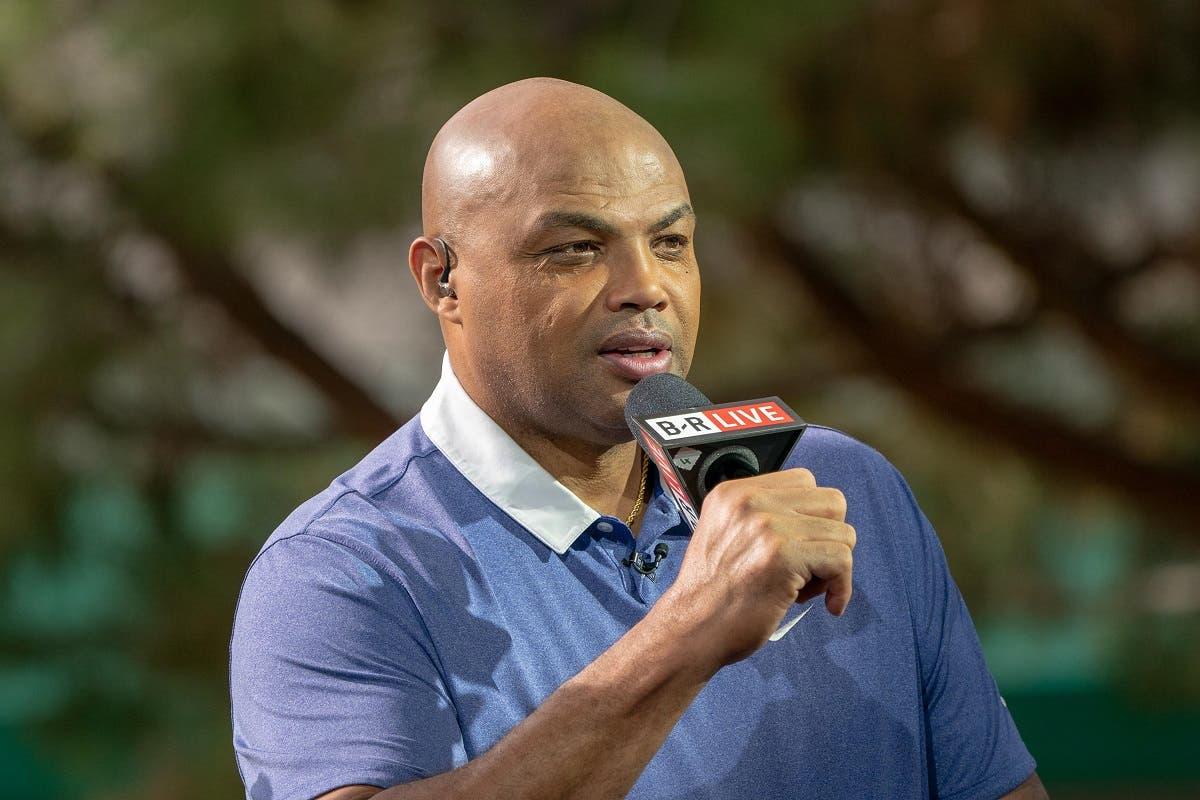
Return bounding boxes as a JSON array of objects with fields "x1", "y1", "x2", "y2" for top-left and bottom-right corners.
[{"x1": 229, "y1": 353, "x2": 1036, "y2": 800}]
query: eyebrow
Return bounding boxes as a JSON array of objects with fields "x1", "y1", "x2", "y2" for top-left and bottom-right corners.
[
  {"x1": 527, "y1": 202, "x2": 695, "y2": 240},
  {"x1": 647, "y1": 203, "x2": 694, "y2": 234},
  {"x1": 531, "y1": 210, "x2": 619, "y2": 237}
]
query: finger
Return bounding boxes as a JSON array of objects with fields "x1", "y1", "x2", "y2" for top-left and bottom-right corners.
[
  {"x1": 823, "y1": 569, "x2": 853, "y2": 617},
  {"x1": 781, "y1": 539, "x2": 854, "y2": 616},
  {"x1": 779, "y1": 466, "x2": 817, "y2": 488},
  {"x1": 795, "y1": 576, "x2": 828, "y2": 605},
  {"x1": 791, "y1": 486, "x2": 847, "y2": 523},
  {"x1": 734, "y1": 484, "x2": 846, "y2": 522},
  {"x1": 738, "y1": 466, "x2": 817, "y2": 490},
  {"x1": 772, "y1": 512, "x2": 856, "y2": 548}
]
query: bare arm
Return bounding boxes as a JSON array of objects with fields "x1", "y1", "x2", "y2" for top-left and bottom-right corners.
[
  {"x1": 317, "y1": 590, "x2": 719, "y2": 800},
  {"x1": 1001, "y1": 771, "x2": 1049, "y2": 800},
  {"x1": 315, "y1": 469, "x2": 855, "y2": 800}
]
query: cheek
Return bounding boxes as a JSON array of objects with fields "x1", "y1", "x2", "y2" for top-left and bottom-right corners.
[
  {"x1": 526, "y1": 299, "x2": 584, "y2": 359},
  {"x1": 527, "y1": 275, "x2": 606, "y2": 344},
  {"x1": 460, "y1": 277, "x2": 532, "y2": 360},
  {"x1": 671, "y1": 268, "x2": 702, "y2": 326},
  {"x1": 669, "y1": 270, "x2": 702, "y2": 370},
  {"x1": 472, "y1": 284, "x2": 587, "y2": 383}
]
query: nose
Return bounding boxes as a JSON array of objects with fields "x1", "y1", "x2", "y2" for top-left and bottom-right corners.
[{"x1": 604, "y1": 241, "x2": 669, "y2": 313}]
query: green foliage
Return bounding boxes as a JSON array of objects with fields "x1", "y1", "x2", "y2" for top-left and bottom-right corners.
[{"x1": 2, "y1": 1, "x2": 1199, "y2": 797}]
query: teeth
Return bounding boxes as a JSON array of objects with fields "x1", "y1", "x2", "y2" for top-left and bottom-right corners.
[{"x1": 602, "y1": 347, "x2": 664, "y2": 357}]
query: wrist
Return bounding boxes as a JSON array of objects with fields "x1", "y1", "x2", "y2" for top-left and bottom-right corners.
[
  {"x1": 563, "y1": 589, "x2": 718, "y2": 717},
  {"x1": 641, "y1": 585, "x2": 725, "y2": 681}
]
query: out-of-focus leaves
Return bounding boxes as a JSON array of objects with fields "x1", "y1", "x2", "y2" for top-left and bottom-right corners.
[{"x1": 1, "y1": 1, "x2": 1198, "y2": 797}]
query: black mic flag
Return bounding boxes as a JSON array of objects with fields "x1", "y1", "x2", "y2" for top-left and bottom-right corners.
[{"x1": 625, "y1": 373, "x2": 807, "y2": 530}]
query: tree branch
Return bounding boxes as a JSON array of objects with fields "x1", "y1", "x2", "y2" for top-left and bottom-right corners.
[
  {"x1": 138, "y1": 220, "x2": 403, "y2": 440},
  {"x1": 759, "y1": 222, "x2": 1200, "y2": 538},
  {"x1": 1, "y1": 107, "x2": 404, "y2": 442},
  {"x1": 906, "y1": 168, "x2": 1200, "y2": 412}
]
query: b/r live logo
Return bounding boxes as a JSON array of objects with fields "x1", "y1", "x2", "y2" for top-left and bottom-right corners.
[{"x1": 646, "y1": 401, "x2": 792, "y2": 441}]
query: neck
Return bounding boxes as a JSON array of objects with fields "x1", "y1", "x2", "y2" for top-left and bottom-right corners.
[
  {"x1": 516, "y1": 431, "x2": 646, "y2": 530},
  {"x1": 445, "y1": 348, "x2": 647, "y2": 530}
]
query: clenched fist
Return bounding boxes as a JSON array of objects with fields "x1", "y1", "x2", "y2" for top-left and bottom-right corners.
[{"x1": 656, "y1": 468, "x2": 856, "y2": 668}]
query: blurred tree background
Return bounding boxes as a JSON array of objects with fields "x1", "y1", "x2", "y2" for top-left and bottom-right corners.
[{"x1": 1, "y1": 0, "x2": 1198, "y2": 797}]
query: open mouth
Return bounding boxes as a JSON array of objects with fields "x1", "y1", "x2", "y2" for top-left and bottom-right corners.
[
  {"x1": 600, "y1": 347, "x2": 666, "y2": 358},
  {"x1": 597, "y1": 329, "x2": 674, "y2": 380}
]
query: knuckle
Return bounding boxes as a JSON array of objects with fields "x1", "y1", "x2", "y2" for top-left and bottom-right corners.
[
  {"x1": 828, "y1": 488, "x2": 848, "y2": 518},
  {"x1": 706, "y1": 481, "x2": 738, "y2": 514},
  {"x1": 748, "y1": 533, "x2": 782, "y2": 572},
  {"x1": 761, "y1": 532, "x2": 784, "y2": 559},
  {"x1": 705, "y1": 479, "x2": 730, "y2": 503},
  {"x1": 724, "y1": 486, "x2": 755, "y2": 516},
  {"x1": 843, "y1": 522, "x2": 857, "y2": 549},
  {"x1": 790, "y1": 467, "x2": 816, "y2": 485},
  {"x1": 746, "y1": 513, "x2": 774, "y2": 539},
  {"x1": 838, "y1": 545, "x2": 854, "y2": 571},
  {"x1": 807, "y1": 487, "x2": 846, "y2": 521}
]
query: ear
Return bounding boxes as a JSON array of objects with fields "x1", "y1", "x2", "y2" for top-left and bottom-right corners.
[{"x1": 408, "y1": 236, "x2": 462, "y2": 324}]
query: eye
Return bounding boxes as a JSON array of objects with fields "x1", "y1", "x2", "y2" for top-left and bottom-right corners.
[
  {"x1": 543, "y1": 240, "x2": 602, "y2": 265},
  {"x1": 557, "y1": 241, "x2": 601, "y2": 255},
  {"x1": 654, "y1": 234, "x2": 690, "y2": 253}
]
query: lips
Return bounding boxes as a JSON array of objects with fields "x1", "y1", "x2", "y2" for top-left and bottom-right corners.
[
  {"x1": 598, "y1": 329, "x2": 674, "y2": 354},
  {"x1": 597, "y1": 329, "x2": 674, "y2": 381}
]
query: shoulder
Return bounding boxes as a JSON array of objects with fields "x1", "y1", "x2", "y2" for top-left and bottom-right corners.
[
  {"x1": 785, "y1": 423, "x2": 932, "y2": 570},
  {"x1": 251, "y1": 416, "x2": 442, "y2": 562},
  {"x1": 231, "y1": 500, "x2": 440, "y2": 660},
  {"x1": 236, "y1": 415, "x2": 457, "y2": 619},
  {"x1": 784, "y1": 422, "x2": 908, "y2": 494}
]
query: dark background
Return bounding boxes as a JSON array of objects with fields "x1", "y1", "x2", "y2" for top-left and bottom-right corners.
[{"x1": 1, "y1": 1, "x2": 1198, "y2": 798}]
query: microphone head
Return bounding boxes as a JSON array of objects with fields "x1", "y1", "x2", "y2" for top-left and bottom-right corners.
[{"x1": 624, "y1": 372, "x2": 711, "y2": 437}]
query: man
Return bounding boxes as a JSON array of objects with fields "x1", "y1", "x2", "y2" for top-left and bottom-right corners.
[{"x1": 230, "y1": 77, "x2": 1047, "y2": 800}]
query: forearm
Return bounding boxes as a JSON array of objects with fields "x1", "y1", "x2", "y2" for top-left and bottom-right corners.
[{"x1": 372, "y1": 596, "x2": 716, "y2": 800}]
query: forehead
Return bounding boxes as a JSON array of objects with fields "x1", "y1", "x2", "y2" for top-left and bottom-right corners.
[
  {"x1": 535, "y1": 133, "x2": 676, "y2": 182},
  {"x1": 508, "y1": 137, "x2": 690, "y2": 227}
]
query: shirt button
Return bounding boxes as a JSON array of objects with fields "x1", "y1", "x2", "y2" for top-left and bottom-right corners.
[{"x1": 595, "y1": 521, "x2": 613, "y2": 533}]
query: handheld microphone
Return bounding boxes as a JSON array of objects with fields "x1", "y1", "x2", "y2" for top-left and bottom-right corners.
[{"x1": 624, "y1": 373, "x2": 807, "y2": 530}]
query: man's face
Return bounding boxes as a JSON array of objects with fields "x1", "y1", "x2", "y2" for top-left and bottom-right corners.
[{"x1": 450, "y1": 139, "x2": 701, "y2": 446}]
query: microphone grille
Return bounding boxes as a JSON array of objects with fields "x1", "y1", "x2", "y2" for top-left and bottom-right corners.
[{"x1": 624, "y1": 373, "x2": 711, "y2": 435}]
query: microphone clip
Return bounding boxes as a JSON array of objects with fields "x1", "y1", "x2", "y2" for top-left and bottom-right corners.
[{"x1": 621, "y1": 542, "x2": 669, "y2": 580}]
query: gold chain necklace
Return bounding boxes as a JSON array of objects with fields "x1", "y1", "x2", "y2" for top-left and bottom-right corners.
[{"x1": 624, "y1": 449, "x2": 650, "y2": 528}]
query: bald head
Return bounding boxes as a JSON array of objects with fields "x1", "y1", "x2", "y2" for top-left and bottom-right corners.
[
  {"x1": 409, "y1": 78, "x2": 700, "y2": 452},
  {"x1": 421, "y1": 77, "x2": 686, "y2": 240}
]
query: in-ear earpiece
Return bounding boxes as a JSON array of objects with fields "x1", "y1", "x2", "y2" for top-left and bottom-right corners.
[{"x1": 433, "y1": 236, "x2": 457, "y2": 299}]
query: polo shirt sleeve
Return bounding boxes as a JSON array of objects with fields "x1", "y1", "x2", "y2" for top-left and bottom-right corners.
[
  {"x1": 883, "y1": 461, "x2": 1037, "y2": 800},
  {"x1": 230, "y1": 531, "x2": 466, "y2": 800}
]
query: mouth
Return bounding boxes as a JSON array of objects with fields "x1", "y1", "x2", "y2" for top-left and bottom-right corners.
[{"x1": 596, "y1": 329, "x2": 674, "y2": 381}]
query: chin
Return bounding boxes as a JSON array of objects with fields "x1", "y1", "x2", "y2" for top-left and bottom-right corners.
[{"x1": 574, "y1": 401, "x2": 636, "y2": 445}]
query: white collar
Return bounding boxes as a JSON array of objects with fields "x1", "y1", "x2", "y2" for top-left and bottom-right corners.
[{"x1": 419, "y1": 351, "x2": 602, "y2": 554}]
